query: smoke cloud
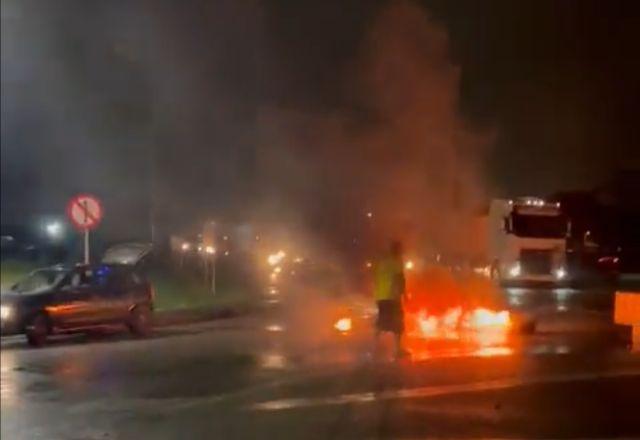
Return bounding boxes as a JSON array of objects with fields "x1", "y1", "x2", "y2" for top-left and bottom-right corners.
[
  {"x1": 2, "y1": 0, "x2": 492, "y2": 262},
  {"x1": 252, "y1": 1, "x2": 492, "y2": 260}
]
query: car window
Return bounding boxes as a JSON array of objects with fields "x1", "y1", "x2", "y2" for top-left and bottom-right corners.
[
  {"x1": 69, "y1": 268, "x2": 111, "y2": 289},
  {"x1": 56, "y1": 274, "x2": 72, "y2": 289},
  {"x1": 70, "y1": 269, "x2": 93, "y2": 288},
  {"x1": 12, "y1": 270, "x2": 65, "y2": 294},
  {"x1": 94, "y1": 271, "x2": 110, "y2": 288}
]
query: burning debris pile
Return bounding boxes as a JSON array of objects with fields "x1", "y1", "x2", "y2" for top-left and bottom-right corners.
[{"x1": 402, "y1": 266, "x2": 513, "y2": 356}]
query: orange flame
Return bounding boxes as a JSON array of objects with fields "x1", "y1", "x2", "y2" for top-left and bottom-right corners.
[
  {"x1": 334, "y1": 317, "x2": 352, "y2": 333},
  {"x1": 407, "y1": 307, "x2": 511, "y2": 340},
  {"x1": 402, "y1": 266, "x2": 513, "y2": 358}
]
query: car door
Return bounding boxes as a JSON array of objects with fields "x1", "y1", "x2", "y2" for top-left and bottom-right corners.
[
  {"x1": 98, "y1": 270, "x2": 132, "y2": 323},
  {"x1": 52, "y1": 268, "x2": 103, "y2": 329},
  {"x1": 44, "y1": 275, "x2": 79, "y2": 330}
]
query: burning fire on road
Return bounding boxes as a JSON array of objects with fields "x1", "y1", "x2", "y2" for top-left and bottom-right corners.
[
  {"x1": 406, "y1": 307, "x2": 512, "y2": 345},
  {"x1": 334, "y1": 317, "x2": 353, "y2": 334},
  {"x1": 402, "y1": 266, "x2": 515, "y2": 359}
]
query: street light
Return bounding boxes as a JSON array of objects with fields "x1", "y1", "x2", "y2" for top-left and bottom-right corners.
[
  {"x1": 45, "y1": 221, "x2": 63, "y2": 239},
  {"x1": 267, "y1": 250, "x2": 286, "y2": 266},
  {"x1": 203, "y1": 246, "x2": 217, "y2": 295},
  {"x1": 179, "y1": 242, "x2": 191, "y2": 268}
]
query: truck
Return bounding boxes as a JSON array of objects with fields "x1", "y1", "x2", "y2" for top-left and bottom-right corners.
[{"x1": 483, "y1": 197, "x2": 570, "y2": 284}]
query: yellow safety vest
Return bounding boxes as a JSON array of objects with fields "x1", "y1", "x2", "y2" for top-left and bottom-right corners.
[{"x1": 374, "y1": 256, "x2": 405, "y2": 301}]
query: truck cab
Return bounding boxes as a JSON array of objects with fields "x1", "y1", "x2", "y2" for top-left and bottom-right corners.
[{"x1": 489, "y1": 198, "x2": 570, "y2": 284}]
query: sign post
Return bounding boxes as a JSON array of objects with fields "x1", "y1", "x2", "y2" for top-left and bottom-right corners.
[
  {"x1": 84, "y1": 229, "x2": 90, "y2": 264},
  {"x1": 67, "y1": 194, "x2": 103, "y2": 264}
]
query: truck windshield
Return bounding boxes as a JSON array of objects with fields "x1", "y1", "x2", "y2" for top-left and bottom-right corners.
[
  {"x1": 11, "y1": 270, "x2": 66, "y2": 294},
  {"x1": 511, "y1": 213, "x2": 567, "y2": 238}
]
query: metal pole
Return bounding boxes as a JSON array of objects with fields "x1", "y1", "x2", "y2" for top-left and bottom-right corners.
[
  {"x1": 210, "y1": 256, "x2": 216, "y2": 295},
  {"x1": 84, "y1": 229, "x2": 90, "y2": 264}
]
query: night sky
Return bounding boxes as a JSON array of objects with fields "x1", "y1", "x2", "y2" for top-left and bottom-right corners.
[{"x1": 1, "y1": 0, "x2": 639, "y2": 241}]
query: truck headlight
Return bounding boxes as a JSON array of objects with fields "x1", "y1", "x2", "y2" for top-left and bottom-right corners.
[
  {"x1": 508, "y1": 263, "x2": 521, "y2": 278},
  {"x1": 555, "y1": 267, "x2": 567, "y2": 280},
  {"x1": 0, "y1": 305, "x2": 13, "y2": 320}
]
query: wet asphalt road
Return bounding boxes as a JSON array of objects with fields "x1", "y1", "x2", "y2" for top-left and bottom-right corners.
[{"x1": 1, "y1": 285, "x2": 639, "y2": 439}]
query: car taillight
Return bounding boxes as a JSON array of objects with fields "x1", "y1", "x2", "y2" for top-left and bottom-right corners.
[{"x1": 598, "y1": 256, "x2": 620, "y2": 269}]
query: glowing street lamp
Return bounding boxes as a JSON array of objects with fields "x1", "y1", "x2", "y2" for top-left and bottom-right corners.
[
  {"x1": 267, "y1": 250, "x2": 286, "y2": 266},
  {"x1": 45, "y1": 221, "x2": 64, "y2": 239},
  {"x1": 178, "y1": 242, "x2": 191, "y2": 268}
]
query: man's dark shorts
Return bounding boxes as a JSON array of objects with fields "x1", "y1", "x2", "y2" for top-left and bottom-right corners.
[{"x1": 376, "y1": 299, "x2": 404, "y2": 334}]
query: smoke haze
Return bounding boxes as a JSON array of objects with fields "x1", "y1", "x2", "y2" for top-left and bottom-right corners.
[{"x1": 252, "y1": 1, "x2": 492, "y2": 258}]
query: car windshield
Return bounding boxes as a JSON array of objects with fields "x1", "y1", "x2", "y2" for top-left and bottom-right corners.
[
  {"x1": 511, "y1": 213, "x2": 568, "y2": 239},
  {"x1": 11, "y1": 270, "x2": 66, "y2": 294}
]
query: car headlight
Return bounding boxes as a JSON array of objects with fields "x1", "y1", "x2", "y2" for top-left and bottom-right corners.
[
  {"x1": 508, "y1": 263, "x2": 521, "y2": 278},
  {"x1": 555, "y1": 267, "x2": 567, "y2": 280},
  {"x1": 0, "y1": 305, "x2": 13, "y2": 320}
]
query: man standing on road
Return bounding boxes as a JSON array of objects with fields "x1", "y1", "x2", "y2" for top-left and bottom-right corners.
[{"x1": 373, "y1": 240, "x2": 407, "y2": 359}]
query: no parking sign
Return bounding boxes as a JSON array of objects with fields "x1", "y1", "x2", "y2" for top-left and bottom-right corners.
[
  {"x1": 67, "y1": 194, "x2": 103, "y2": 230},
  {"x1": 67, "y1": 194, "x2": 103, "y2": 263}
]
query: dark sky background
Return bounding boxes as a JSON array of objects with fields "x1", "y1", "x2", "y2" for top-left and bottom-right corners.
[{"x1": 1, "y1": 0, "x2": 639, "y2": 245}]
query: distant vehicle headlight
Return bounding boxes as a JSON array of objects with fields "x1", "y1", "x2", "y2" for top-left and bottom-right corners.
[
  {"x1": 0, "y1": 305, "x2": 13, "y2": 320},
  {"x1": 555, "y1": 267, "x2": 567, "y2": 280},
  {"x1": 508, "y1": 263, "x2": 521, "y2": 278}
]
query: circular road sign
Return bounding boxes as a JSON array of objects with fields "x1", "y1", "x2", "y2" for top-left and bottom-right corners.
[{"x1": 67, "y1": 194, "x2": 103, "y2": 230}]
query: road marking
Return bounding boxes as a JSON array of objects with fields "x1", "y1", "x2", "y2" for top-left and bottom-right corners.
[{"x1": 250, "y1": 369, "x2": 640, "y2": 411}]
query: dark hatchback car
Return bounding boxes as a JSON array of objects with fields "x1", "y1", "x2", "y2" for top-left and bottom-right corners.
[{"x1": 1, "y1": 244, "x2": 153, "y2": 346}]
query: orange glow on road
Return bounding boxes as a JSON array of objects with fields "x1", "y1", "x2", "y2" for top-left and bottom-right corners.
[{"x1": 474, "y1": 346, "x2": 514, "y2": 357}]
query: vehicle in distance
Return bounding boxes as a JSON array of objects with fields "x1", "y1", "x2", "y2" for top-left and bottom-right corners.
[
  {"x1": 0, "y1": 243, "x2": 153, "y2": 346},
  {"x1": 485, "y1": 198, "x2": 570, "y2": 284}
]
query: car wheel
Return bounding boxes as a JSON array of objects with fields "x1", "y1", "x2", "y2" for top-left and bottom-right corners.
[
  {"x1": 25, "y1": 313, "x2": 49, "y2": 347},
  {"x1": 128, "y1": 306, "x2": 152, "y2": 337}
]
